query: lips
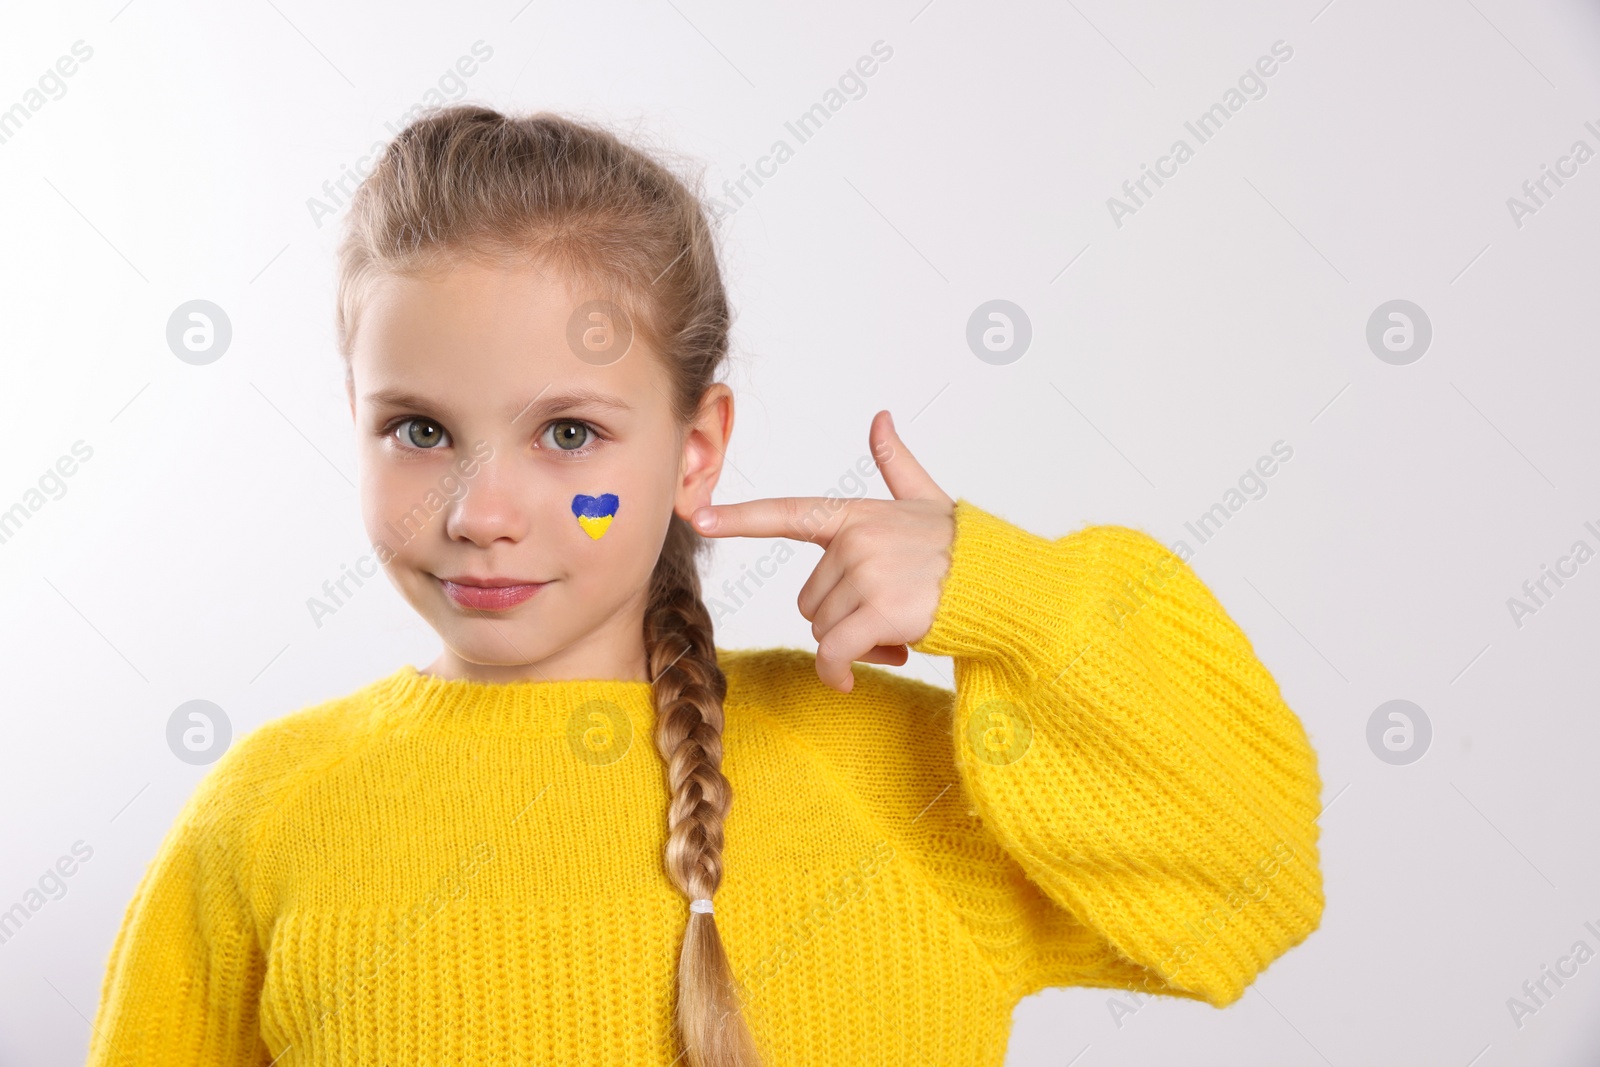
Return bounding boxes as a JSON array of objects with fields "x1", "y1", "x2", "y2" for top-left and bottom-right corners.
[{"x1": 436, "y1": 575, "x2": 550, "y2": 611}]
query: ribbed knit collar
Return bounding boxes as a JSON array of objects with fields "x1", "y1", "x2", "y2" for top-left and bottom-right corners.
[{"x1": 369, "y1": 663, "x2": 658, "y2": 734}]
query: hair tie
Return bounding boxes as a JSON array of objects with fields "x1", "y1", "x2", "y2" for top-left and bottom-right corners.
[{"x1": 689, "y1": 898, "x2": 714, "y2": 915}]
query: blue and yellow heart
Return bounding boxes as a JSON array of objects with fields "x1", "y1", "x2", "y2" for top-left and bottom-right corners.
[{"x1": 571, "y1": 493, "x2": 619, "y2": 539}]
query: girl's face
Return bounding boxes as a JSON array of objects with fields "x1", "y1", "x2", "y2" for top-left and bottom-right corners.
[{"x1": 346, "y1": 260, "x2": 731, "y2": 684}]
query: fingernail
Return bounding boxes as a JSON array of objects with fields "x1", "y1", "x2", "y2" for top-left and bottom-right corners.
[{"x1": 693, "y1": 508, "x2": 716, "y2": 532}]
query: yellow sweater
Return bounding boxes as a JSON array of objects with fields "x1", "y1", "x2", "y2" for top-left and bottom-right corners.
[{"x1": 85, "y1": 499, "x2": 1324, "y2": 1066}]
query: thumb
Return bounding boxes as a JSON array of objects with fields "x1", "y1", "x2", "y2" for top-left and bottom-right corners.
[{"x1": 871, "y1": 410, "x2": 948, "y2": 503}]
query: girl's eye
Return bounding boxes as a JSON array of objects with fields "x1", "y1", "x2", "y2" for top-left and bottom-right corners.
[
  {"x1": 543, "y1": 420, "x2": 597, "y2": 454},
  {"x1": 391, "y1": 418, "x2": 450, "y2": 450}
]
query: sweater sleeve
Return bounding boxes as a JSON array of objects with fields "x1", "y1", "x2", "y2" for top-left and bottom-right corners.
[
  {"x1": 85, "y1": 761, "x2": 272, "y2": 1065},
  {"x1": 905, "y1": 498, "x2": 1325, "y2": 1007}
]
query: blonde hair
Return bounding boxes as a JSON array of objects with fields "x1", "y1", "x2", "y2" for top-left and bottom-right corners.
[{"x1": 332, "y1": 104, "x2": 760, "y2": 1067}]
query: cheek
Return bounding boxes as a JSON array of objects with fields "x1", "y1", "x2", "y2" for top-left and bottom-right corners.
[
  {"x1": 563, "y1": 459, "x2": 676, "y2": 543},
  {"x1": 559, "y1": 484, "x2": 670, "y2": 580},
  {"x1": 360, "y1": 465, "x2": 436, "y2": 559}
]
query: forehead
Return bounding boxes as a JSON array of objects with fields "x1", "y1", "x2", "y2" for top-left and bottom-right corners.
[{"x1": 350, "y1": 261, "x2": 663, "y2": 407}]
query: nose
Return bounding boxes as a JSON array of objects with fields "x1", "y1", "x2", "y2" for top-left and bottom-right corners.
[{"x1": 443, "y1": 453, "x2": 532, "y2": 548}]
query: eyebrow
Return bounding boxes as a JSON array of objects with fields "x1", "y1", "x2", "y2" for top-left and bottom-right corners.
[{"x1": 362, "y1": 386, "x2": 633, "y2": 424}]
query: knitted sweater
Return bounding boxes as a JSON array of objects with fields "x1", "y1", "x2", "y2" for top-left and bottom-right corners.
[{"x1": 84, "y1": 498, "x2": 1324, "y2": 1066}]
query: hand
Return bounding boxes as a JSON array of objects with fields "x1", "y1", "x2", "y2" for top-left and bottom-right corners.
[{"x1": 690, "y1": 410, "x2": 956, "y2": 693}]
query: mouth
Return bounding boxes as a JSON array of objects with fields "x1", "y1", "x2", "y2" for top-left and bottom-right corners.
[{"x1": 435, "y1": 575, "x2": 551, "y2": 612}]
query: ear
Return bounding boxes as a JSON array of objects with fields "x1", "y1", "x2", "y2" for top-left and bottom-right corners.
[
  {"x1": 674, "y1": 383, "x2": 734, "y2": 523},
  {"x1": 345, "y1": 373, "x2": 356, "y2": 422}
]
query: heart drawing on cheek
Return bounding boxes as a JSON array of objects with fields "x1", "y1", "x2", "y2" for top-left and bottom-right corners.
[{"x1": 571, "y1": 493, "x2": 620, "y2": 539}]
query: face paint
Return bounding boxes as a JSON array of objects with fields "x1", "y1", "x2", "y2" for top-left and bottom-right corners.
[{"x1": 571, "y1": 493, "x2": 619, "y2": 539}]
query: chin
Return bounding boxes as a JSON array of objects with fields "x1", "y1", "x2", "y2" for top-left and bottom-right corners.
[{"x1": 439, "y1": 626, "x2": 552, "y2": 669}]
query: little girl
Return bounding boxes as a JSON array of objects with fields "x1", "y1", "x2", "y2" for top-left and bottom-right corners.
[{"x1": 85, "y1": 105, "x2": 1324, "y2": 1067}]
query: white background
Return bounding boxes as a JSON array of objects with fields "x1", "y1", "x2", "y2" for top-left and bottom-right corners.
[{"x1": 3, "y1": 1, "x2": 1599, "y2": 1064}]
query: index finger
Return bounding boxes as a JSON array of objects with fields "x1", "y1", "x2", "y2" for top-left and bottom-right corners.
[{"x1": 691, "y1": 496, "x2": 858, "y2": 545}]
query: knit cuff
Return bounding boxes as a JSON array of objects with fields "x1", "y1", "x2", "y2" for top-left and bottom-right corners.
[{"x1": 909, "y1": 498, "x2": 1090, "y2": 674}]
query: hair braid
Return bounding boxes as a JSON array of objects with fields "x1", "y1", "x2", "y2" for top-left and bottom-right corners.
[{"x1": 645, "y1": 515, "x2": 761, "y2": 1067}]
